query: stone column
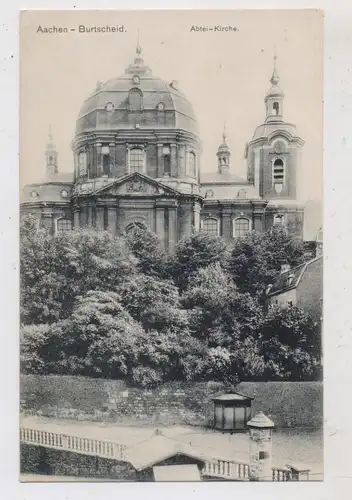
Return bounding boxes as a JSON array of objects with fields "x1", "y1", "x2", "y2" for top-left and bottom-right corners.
[
  {"x1": 193, "y1": 201, "x2": 201, "y2": 233},
  {"x1": 95, "y1": 203, "x2": 105, "y2": 230},
  {"x1": 168, "y1": 205, "x2": 178, "y2": 251},
  {"x1": 247, "y1": 412, "x2": 275, "y2": 481},
  {"x1": 155, "y1": 206, "x2": 166, "y2": 248},
  {"x1": 170, "y1": 143, "x2": 177, "y2": 177},
  {"x1": 179, "y1": 144, "x2": 186, "y2": 177},
  {"x1": 157, "y1": 143, "x2": 163, "y2": 177},
  {"x1": 106, "y1": 202, "x2": 117, "y2": 237},
  {"x1": 221, "y1": 208, "x2": 232, "y2": 239},
  {"x1": 73, "y1": 205, "x2": 80, "y2": 229},
  {"x1": 96, "y1": 142, "x2": 102, "y2": 177}
]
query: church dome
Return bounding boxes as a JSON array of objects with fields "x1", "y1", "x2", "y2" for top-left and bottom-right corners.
[{"x1": 75, "y1": 45, "x2": 198, "y2": 137}]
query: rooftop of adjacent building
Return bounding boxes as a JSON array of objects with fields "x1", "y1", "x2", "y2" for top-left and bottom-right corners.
[{"x1": 267, "y1": 253, "x2": 323, "y2": 298}]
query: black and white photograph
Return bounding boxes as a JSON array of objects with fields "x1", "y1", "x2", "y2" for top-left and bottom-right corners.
[{"x1": 19, "y1": 9, "x2": 323, "y2": 482}]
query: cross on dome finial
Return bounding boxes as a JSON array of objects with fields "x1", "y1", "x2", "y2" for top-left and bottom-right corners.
[
  {"x1": 136, "y1": 28, "x2": 142, "y2": 55},
  {"x1": 270, "y1": 52, "x2": 280, "y2": 86},
  {"x1": 222, "y1": 122, "x2": 227, "y2": 143}
]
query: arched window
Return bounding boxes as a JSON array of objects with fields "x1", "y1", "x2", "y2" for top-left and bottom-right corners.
[
  {"x1": 205, "y1": 189, "x2": 214, "y2": 198},
  {"x1": 273, "y1": 101, "x2": 280, "y2": 115},
  {"x1": 125, "y1": 222, "x2": 146, "y2": 234},
  {"x1": 56, "y1": 218, "x2": 72, "y2": 232},
  {"x1": 129, "y1": 88, "x2": 143, "y2": 111},
  {"x1": 186, "y1": 151, "x2": 196, "y2": 177},
  {"x1": 163, "y1": 154, "x2": 171, "y2": 175},
  {"x1": 202, "y1": 217, "x2": 219, "y2": 236},
  {"x1": 234, "y1": 217, "x2": 251, "y2": 238},
  {"x1": 273, "y1": 158, "x2": 285, "y2": 193},
  {"x1": 129, "y1": 148, "x2": 145, "y2": 173},
  {"x1": 78, "y1": 151, "x2": 87, "y2": 176}
]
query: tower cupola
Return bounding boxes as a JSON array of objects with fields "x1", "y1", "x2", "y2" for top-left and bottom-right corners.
[
  {"x1": 265, "y1": 56, "x2": 284, "y2": 123},
  {"x1": 45, "y1": 125, "x2": 58, "y2": 177},
  {"x1": 217, "y1": 125, "x2": 231, "y2": 174}
]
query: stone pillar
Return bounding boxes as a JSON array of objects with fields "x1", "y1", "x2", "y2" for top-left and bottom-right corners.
[
  {"x1": 106, "y1": 202, "x2": 117, "y2": 237},
  {"x1": 42, "y1": 213, "x2": 53, "y2": 233},
  {"x1": 87, "y1": 202, "x2": 93, "y2": 228},
  {"x1": 179, "y1": 199, "x2": 193, "y2": 239},
  {"x1": 73, "y1": 206, "x2": 80, "y2": 229},
  {"x1": 168, "y1": 205, "x2": 178, "y2": 251},
  {"x1": 155, "y1": 206, "x2": 166, "y2": 248},
  {"x1": 247, "y1": 412, "x2": 275, "y2": 481},
  {"x1": 221, "y1": 208, "x2": 232, "y2": 239},
  {"x1": 193, "y1": 201, "x2": 201, "y2": 233},
  {"x1": 157, "y1": 143, "x2": 163, "y2": 177},
  {"x1": 253, "y1": 209, "x2": 264, "y2": 232},
  {"x1": 96, "y1": 204, "x2": 105, "y2": 230},
  {"x1": 170, "y1": 143, "x2": 177, "y2": 177},
  {"x1": 96, "y1": 142, "x2": 102, "y2": 177},
  {"x1": 109, "y1": 142, "x2": 116, "y2": 177}
]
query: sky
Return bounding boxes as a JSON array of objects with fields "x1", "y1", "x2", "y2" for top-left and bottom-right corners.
[{"x1": 20, "y1": 9, "x2": 323, "y2": 204}]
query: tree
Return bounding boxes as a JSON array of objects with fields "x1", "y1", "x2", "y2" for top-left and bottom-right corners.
[
  {"x1": 257, "y1": 304, "x2": 321, "y2": 381},
  {"x1": 227, "y1": 226, "x2": 305, "y2": 300},
  {"x1": 123, "y1": 225, "x2": 167, "y2": 277},
  {"x1": 117, "y1": 273, "x2": 188, "y2": 332},
  {"x1": 20, "y1": 217, "x2": 137, "y2": 325},
  {"x1": 170, "y1": 231, "x2": 229, "y2": 291}
]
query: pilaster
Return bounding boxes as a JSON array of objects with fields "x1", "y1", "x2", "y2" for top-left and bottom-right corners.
[{"x1": 170, "y1": 143, "x2": 177, "y2": 177}]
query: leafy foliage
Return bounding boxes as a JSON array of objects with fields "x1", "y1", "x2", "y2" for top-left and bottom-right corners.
[
  {"x1": 227, "y1": 226, "x2": 305, "y2": 300},
  {"x1": 20, "y1": 216, "x2": 321, "y2": 386}
]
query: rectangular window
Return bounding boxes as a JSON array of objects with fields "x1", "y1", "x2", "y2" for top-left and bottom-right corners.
[
  {"x1": 202, "y1": 218, "x2": 219, "y2": 236},
  {"x1": 57, "y1": 218, "x2": 72, "y2": 232},
  {"x1": 129, "y1": 148, "x2": 144, "y2": 173},
  {"x1": 78, "y1": 152, "x2": 87, "y2": 176},
  {"x1": 234, "y1": 218, "x2": 250, "y2": 238},
  {"x1": 186, "y1": 152, "x2": 196, "y2": 177}
]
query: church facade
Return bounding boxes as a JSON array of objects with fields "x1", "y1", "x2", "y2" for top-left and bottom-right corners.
[{"x1": 20, "y1": 45, "x2": 305, "y2": 250}]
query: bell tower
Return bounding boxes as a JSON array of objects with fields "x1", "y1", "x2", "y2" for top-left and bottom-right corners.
[{"x1": 45, "y1": 125, "x2": 58, "y2": 177}]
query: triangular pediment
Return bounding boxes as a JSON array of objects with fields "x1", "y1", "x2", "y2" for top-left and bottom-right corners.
[{"x1": 94, "y1": 173, "x2": 180, "y2": 197}]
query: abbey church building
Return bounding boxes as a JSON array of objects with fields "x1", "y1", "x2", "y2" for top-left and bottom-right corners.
[{"x1": 20, "y1": 45, "x2": 305, "y2": 249}]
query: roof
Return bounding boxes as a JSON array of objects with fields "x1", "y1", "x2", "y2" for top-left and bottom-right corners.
[
  {"x1": 211, "y1": 391, "x2": 254, "y2": 402},
  {"x1": 251, "y1": 121, "x2": 299, "y2": 142},
  {"x1": 247, "y1": 412, "x2": 275, "y2": 429},
  {"x1": 200, "y1": 171, "x2": 249, "y2": 185},
  {"x1": 21, "y1": 177, "x2": 73, "y2": 203},
  {"x1": 124, "y1": 433, "x2": 212, "y2": 471},
  {"x1": 153, "y1": 464, "x2": 201, "y2": 481},
  {"x1": 75, "y1": 47, "x2": 198, "y2": 136},
  {"x1": 267, "y1": 255, "x2": 323, "y2": 298}
]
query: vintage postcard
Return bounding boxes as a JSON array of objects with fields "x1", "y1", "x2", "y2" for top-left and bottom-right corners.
[{"x1": 19, "y1": 9, "x2": 323, "y2": 482}]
